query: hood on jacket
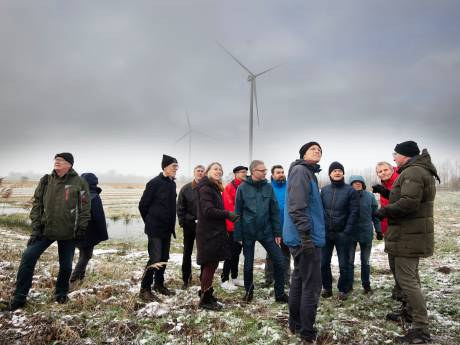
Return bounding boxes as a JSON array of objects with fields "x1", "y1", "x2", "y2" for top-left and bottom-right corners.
[
  {"x1": 288, "y1": 159, "x2": 321, "y2": 175},
  {"x1": 400, "y1": 149, "x2": 441, "y2": 183},
  {"x1": 81, "y1": 172, "x2": 99, "y2": 187},
  {"x1": 349, "y1": 175, "x2": 366, "y2": 190}
]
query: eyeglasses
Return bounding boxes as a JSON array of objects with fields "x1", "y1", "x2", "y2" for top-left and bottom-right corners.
[{"x1": 255, "y1": 169, "x2": 267, "y2": 173}]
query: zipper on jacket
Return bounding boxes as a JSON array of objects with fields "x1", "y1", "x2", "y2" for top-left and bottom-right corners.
[{"x1": 329, "y1": 187, "x2": 336, "y2": 230}]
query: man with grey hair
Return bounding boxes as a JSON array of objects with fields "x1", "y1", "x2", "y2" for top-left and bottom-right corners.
[
  {"x1": 177, "y1": 164, "x2": 205, "y2": 289},
  {"x1": 234, "y1": 160, "x2": 288, "y2": 303}
]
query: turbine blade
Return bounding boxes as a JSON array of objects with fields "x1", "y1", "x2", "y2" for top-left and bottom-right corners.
[
  {"x1": 186, "y1": 109, "x2": 191, "y2": 130},
  {"x1": 253, "y1": 80, "x2": 260, "y2": 126},
  {"x1": 217, "y1": 42, "x2": 254, "y2": 76},
  {"x1": 255, "y1": 63, "x2": 282, "y2": 77},
  {"x1": 174, "y1": 131, "x2": 190, "y2": 145},
  {"x1": 191, "y1": 130, "x2": 217, "y2": 141}
]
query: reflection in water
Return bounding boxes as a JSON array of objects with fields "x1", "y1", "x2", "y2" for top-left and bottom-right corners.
[{"x1": 107, "y1": 217, "x2": 145, "y2": 240}]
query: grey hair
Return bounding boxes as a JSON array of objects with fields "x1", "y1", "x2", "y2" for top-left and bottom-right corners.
[
  {"x1": 249, "y1": 160, "x2": 265, "y2": 173},
  {"x1": 194, "y1": 164, "x2": 205, "y2": 171},
  {"x1": 375, "y1": 161, "x2": 394, "y2": 172}
]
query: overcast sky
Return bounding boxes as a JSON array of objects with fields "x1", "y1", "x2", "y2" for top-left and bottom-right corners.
[{"x1": 1, "y1": 0, "x2": 459, "y2": 180}]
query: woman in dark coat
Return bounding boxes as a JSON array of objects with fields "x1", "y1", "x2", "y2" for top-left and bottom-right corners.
[
  {"x1": 196, "y1": 162, "x2": 238, "y2": 310},
  {"x1": 70, "y1": 173, "x2": 108, "y2": 282}
]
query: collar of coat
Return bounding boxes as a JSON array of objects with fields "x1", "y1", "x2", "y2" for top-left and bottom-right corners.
[{"x1": 51, "y1": 168, "x2": 78, "y2": 179}]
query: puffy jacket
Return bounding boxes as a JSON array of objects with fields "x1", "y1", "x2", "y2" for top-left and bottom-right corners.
[
  {"x1": 321, "y1": 180, "x2": 359, "y2": 236},
  {"x1": 379, "y1": 168, "x2": 399, "y2": 234},
  {"x1": 139, "y1": 173, "x2": 177, "y2": 239},
  {"x1": 222, "y1": 178, "x2": 243, "y2": 232},
  {"x1": 177, "y1": 180, "x2": 199, "y2": 227},
  {"x1": 195, "y1": 177, "x2": 232, "y2": 265},
  {"x1": 283, "y1": 160, "x2": 325, "y2": 248},
  {"x1": 234, "y1": 177, "x2": 280, "y2": 242},
  {"x1": 348, "y1": 175, "x2": 381, "y2": 243},
  {"x1": 271, "y1": 178, "x2": 287, "y2": 227},
  {"x1": 78, "y1": 173, "x2": 108, "y2": 248},
  {"x1": 381, "y1": 150, "x2": 439, "y2": 258},
  {"x1": 30, "y1": 169, "x2": 91, "y2": 241}
]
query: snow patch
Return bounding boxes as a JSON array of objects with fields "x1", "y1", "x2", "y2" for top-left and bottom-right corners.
[{"x1": 136, "y1": 302, "x2": 169, "y2": 318}]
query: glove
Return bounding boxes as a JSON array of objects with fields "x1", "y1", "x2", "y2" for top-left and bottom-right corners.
[
  {"x1": 374, "y1": 208, "x2": 386, "y2": 221},
  {"x1": 75, "y1": 227, "x2": 86, "y2": 240},
  {"x1": 376, "y1": 232, "x2": 383, "y2": 240},
  {"x1": 371, "y1": 184, "x2": 390, "y2": 199},
  {"x1": 300, "y1": 232, "x2": 315, "y2": 256},
  {"x1": 228, "y1": 212, "x2": 240, "y2": 223}
]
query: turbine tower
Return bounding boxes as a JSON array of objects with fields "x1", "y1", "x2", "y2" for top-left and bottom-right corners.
[{"x1": 219, "y1": 43, "x2": 280, "y2": 163}]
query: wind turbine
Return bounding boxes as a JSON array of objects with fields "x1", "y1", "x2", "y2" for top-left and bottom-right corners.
[
  {"x1": 219, "y1": 43, "x2": 281, "y2": 163},
  {"x1": 175, "y1": 110, "x2": 212, "y2": 176}
]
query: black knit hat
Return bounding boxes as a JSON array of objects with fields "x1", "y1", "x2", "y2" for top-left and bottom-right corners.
[
  {"x1": 299, "y1": 141, "x2": 322, "y2": 158},
  {"x1": 233, "y1": 165, "x2": 248, "y2": 173},
  {"x1": 55, "y1": 152, "x2": 74, "y2": 166},
  {"x1": 161, "y1": 154, "x2": 178, "y2": 170},
  {"x1": 328, "y1": 161, "x2": 344, "y2": 175},
  {"x1": 394, "y1": 141, "x2": 420, "y2": 157}
]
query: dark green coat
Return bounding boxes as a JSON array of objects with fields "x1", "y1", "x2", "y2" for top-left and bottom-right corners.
[
  {"x1": 30, "y1": 169, "x2": 91, "y2": 241},
  {"x1": 234, "y1": 177, "x2": 281, "y2": 242},
  {"x1": 382, "y1": 150, "x2": 439, "y2": 258}
]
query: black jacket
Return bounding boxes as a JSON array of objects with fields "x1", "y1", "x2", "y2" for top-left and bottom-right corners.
[
  {"x1": 321, "y1": 180, "x2": 359, "y2": 236},
  {"x1": 195, "y1": 177, "x2": 231, "y2": 265},
  {"x1": 177, "y1": 180, "x2": 199, "y2": 228},
  {"x1": 139, "y1": 173, "x2": 177, "y2": 238},
  {"x1": 78, "y1": 173, "x2": 108, "y2": 248}
]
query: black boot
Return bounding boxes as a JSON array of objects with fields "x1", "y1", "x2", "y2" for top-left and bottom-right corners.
[
  {"x1": 199, "y1": 288, "x2": 222, "y2": 311},
  {"x1": 395, "y1": 328, "x2": 431, "y2": 344},
  {"x1": 154, "y1": 282, "x2": 175, "y2": 296},
  {"x1": 386, "y1": 302, "x2": 413, "y2": 323}
]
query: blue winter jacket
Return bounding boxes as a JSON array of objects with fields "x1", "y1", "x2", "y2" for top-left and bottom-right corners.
[
  {"x1": 271, "y1": 178, "x2": 286, "y2": 227},
  {"x1": 283, "y1": 160, "x2": 325, "y2": 248},
  {"x1": 321, "y1": 180, "x2": 359, "y2": 236}
]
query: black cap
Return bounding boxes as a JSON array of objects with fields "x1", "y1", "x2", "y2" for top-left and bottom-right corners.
[
  {"x1": 299, "y1": 141, "x2": 322, "y2": 158},
  {"x1": 55, "y1": 152, "x2": 74, "y2": 166},
  {"x1": 161, "y1": 154, "x2": 178, "y2": 170},
  {"x1": 394, "y1": 141, "x2": 420, "y2": 157},
  {"x1": 328, "y1": 161, "x2": 344, "y2": 175},
  {"x1": 233, "y1": 165, "x2": 248, "y2": 173}
]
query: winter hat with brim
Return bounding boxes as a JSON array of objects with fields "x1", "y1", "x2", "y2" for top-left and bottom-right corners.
[
  {"x1": 349, "y1": 175, "x2": 366, "y2": 189},
  {"x1": 328, "y1": 161, "x2": 344, "y2": 175},
  {"x1": 55, "y1": 152, "x2": 74, "y2": 166},
  {"x1": 299, "y1": 141, "x2": 322, "y2": 158},
  {"x1": 394, "y1": 141, "x2": 420, "y2": 157},
  {"x1": 233, "y1": 165, "x2": 248, "y2": 173},
  {"x1": 161, "y1": 154, "x2": 178, "y2": 170}
]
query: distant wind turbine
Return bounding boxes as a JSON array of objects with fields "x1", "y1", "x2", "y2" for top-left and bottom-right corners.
[
  {"x1": 175, "y1": 110, "x2": 213, "y2": 176},
  {"x1": 218, "y1": 43, "x2": 281, "y2": 164}
]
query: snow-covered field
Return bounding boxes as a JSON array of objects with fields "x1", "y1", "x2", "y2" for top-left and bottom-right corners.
[{"x1": 0, "y1": 190, "x2": 459, "y2": 344}]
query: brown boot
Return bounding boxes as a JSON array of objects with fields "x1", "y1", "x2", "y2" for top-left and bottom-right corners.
[{"x1": 139, "y1": 288, "x2": 158, "y2": 302}]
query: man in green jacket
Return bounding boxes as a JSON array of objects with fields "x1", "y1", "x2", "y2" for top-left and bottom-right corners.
[
  {"x1": 234, "y1": 160, "x2": 288, "y2": 304},
  {"x1": 5, "y1": 153, "x2": 90, "y2": 311},
  {"x1": 375, "y1": 141, "x2": 439, "y2": 344}
]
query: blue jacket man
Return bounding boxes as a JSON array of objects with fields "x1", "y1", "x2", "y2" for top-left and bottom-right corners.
[
  {"x1": 234, "y1": 160, "x2": 288, "y2": 303},
  {"x1": 320, "y1": 161, "x2": 359, "y2": 300},
  {"x1": 282, "y1": 142, "x2": 325, "y2": 344},
  {"x1": 348, "y1": 175, "x2": 382, "y2": 294}
]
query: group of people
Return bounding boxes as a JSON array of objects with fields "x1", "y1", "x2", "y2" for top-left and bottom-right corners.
[{"x1": 1, "y1": 139, "x2": 439, "y2": 344}]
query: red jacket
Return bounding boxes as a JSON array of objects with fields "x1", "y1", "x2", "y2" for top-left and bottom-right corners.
[
  {"x1": 223, "y1": 178, "x2": 243, "y2": 232},
  {"x1": 379, "y1": 168, "x2": 399, "y2": 234}
]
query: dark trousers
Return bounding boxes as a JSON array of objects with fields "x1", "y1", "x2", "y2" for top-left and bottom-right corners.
[
  {"x1": 348, "y1": 241, "x2": 372, "y2": 288},
  {"x1": 14, "y1": 237, "x2": 76, "y2": 301},
  {"x1": 288, "y1": 247, "x2": 322, "y2": 341},
  {"x1": 242, "y1": 238, "x2": 285, "y2": 298},
  {"x1": 141, "y1": 236, "x2": 171, "y2": 289},
  {"x1": 265, "y1": 241, "x2": 291, "y2": 284},
  {"x1": 221, "y1": 232, "x2": 242, "y2": 282},
  {"x1": 321, "y1": 232, "x2": 352, "y2": 293},
  {"x1": 388, "y1": 253, "x2": 405, "y2": 300},
  {"x1": 70, "y1": 246, "x2": 94, "y2": 282},
  {"x1": 181, "y1": 223, "x2": 196, "y2": 284},
  {"x1": 201, "y1": 261, "x2": 219, "y2": 291}
]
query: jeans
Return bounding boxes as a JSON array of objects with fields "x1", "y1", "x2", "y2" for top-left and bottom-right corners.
[
  {"x1": 14, "y1": 237, "x2": 76, "y2": 301},
  {"x1": 181, "y1": 223, "x2": 196, "y2": 284},
  {"x1": 265, "y1": 241, "x2": 291, "y2": 285},
  {"x1": 242, "y1": 238, "x2": 285, "y2": 298},
  {"x1": 222, "y1": 232, "x2": 242, "y2": 282},
  {"x1": 141, "y1": 236, "x2": 171, "y2": 288},
  {"x1": 70, "y1": 246, "x2": 94, "y2": 282},
  {"x1": 348, "y1": 241, "x2": 372, "y2": 288},
  {"x1": 321, "y1": 232, "x2": 352, "y2": 293},
  {"x1": 288, "y1": 246, "x2": 322, "y2": 341}
]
